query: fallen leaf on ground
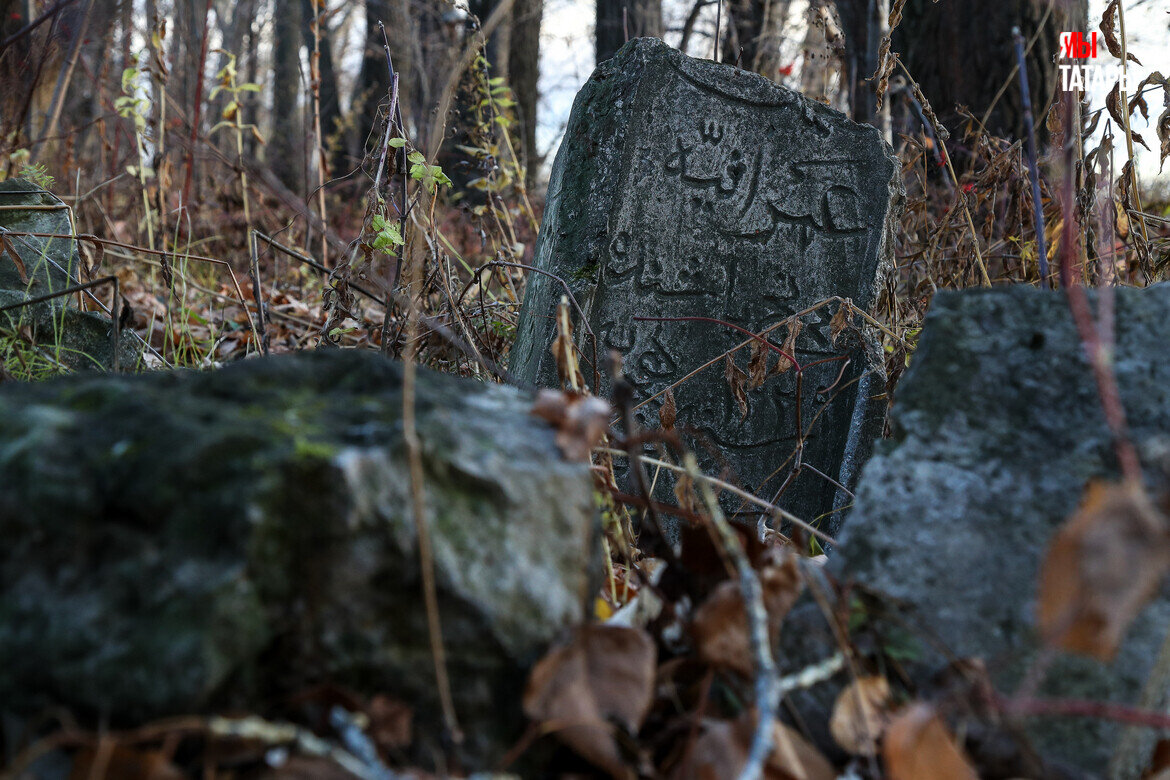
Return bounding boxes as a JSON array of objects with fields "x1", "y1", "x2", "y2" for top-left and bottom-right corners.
[
  {"x1": 670, "y1": 711, "x2": 834, "y2": 780},
  {"x1": 367, "y1": 694, "x2": 413, "y2": 752},
  {"x1": 882, "y1": 703, "x2": 977, "y2": 780},
  {"x1": 829, "y1": 675, "x2": 893, "y2": 756},
  {"x1": 523, "y1": 624, "x2": 656, "y2": 778},
  {"x1": 691, "y1": 554, "x2": 803, "y2": 676},
  {"x1": 69, "y1": 743, "x2": 184, "y2": 780},
  {"x1": 1037, "y1": 479, "x2": 1170, "y2": 661}
]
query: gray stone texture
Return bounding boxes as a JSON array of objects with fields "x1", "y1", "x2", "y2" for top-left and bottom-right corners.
[
  {"x1": 511, "y1": 39, "x2": 901, "y2": 531},
  {"x1": 0, "y1": 350, "x2": 596, "y2": 767},
  {"x1": 833, "y1": 285, "x2": 1170, "y2": 774},
  {"x1": 0, "y1": 179, "x2": 138, "y2": 370}
]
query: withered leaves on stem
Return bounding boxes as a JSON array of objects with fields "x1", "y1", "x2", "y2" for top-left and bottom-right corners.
[
  {"x1": 724, "y1": 354, "x2": 750, "y2": 421},
  {"x1": 531, "y1": 389, "x2": 611, "y2": 462},
  {"x1": 1037, "y1": 479, "x2": 1170, "y2": 661},
  {"x1": 660, "y1": 387, "x2": 677, "y2": 431},
  {"x1": 523, "y1": 624, "x2": 656, "y2": 778},
  {"x1": 748, "y1": 339, "x2": 770, "y2": 390},
  {"x1": 770, "y1": 319, "x2": 803, "y2": 377},
  {"x1": 1099, "y1": 0, "x2": 1143, "y2": 66},
  {"x1": 829, "y1": 302, "x2": 853, "y2": 347}
]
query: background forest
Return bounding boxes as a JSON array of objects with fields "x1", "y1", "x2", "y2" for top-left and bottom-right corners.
[{"x1": 1, "y1": 0, "x2": 1165, "y2": 376}]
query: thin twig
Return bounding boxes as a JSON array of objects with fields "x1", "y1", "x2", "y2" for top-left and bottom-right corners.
[
  {"x1": 248, "y1": 230, "x2": 269, "y2": 355},
  {"x1": 459, "y1": 259, "x2": 600, "y2": 389},
  {"x1": 254, "y1": 231, "x2": 512, "y2": 381},
  {"x1": 1013, "y1": 26, "x2": 1051, "y2": 288},
  {"x1": 684, "y1": 451, "x2": 779, "y2": 780},
  {"x1": 5, "y1": 230, "x2": 256, "y2": 345},
  {"x1": 631, "y1": 297, "x2": 903, "y2": 413},
  {"x1": 1057, "y1": 98, "x2": 1142, "y2": 482},
  {"x1": 894, "y1": 58, "x2": 992, "y2": 287},
  {"x1": 1002, "y1": 696, "x2": 1170, "y2": 731},
  {"x1": 633, "y1": 315, "x2": 801, "y2": 370},
  {"x1": 601, "y1": 447, "x2": 835, "y2": 546},
  {"x1": 0, "y1": 0, "x2": 77, "y2": 53},
  {"x1": 402, "y1": 219, "x2": 463, "y2": 756}
]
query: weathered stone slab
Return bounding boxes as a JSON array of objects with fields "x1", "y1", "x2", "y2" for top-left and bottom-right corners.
[
  {"x1": 0, "y1": 179, "x2": 138, "y2": 371},
  {"x1": 0, "y1": 350, "x2": 596, "y2": 768},
  {"x1": 831, "y1": 285, "x2": 1170, "y2": 773},
  {"x1": 512, "y1": 39, "x2": 901, "y2": 530},
  {"x1": 0, "y1": 178, "x2": 80, "y2": 292}
]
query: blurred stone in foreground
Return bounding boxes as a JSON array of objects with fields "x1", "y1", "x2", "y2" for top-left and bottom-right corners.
[
  {"x1": 785, "y1": 285, "x2": 1170, "y2": 776},
  {"x1": 0, "y1": 350, "x2": 595, "y2": 768}
]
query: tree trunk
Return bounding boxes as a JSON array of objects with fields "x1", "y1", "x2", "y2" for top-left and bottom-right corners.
[
  {"x1": 892, "y1": 0, "x2": 1087, "y2": 141},
  {"x1": 300, "y1": 0, "x2": 343, "y2": 176},
  {"x1": 833, "y1": 0, "x2": 881, "y2": 125},
  {"x1": 721, "y1": 0, "x2": 790, "y2": 77},
  {"x1": 596, "y1": 0, "x2": 662, "y2": 64},
  {"x1": 270, "y1": 0, "x2": 304, "y2": 191},
  {"x1": 508, "y1": 0, "x2": 542, "y2": 185},
  {"x1": 353, "y1": 0, "x2": 396, "y2": 165}
]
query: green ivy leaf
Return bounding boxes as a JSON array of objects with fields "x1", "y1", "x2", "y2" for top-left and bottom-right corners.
[{"x1": 388, "y1": 138, "x2": 407, "y2": 148}]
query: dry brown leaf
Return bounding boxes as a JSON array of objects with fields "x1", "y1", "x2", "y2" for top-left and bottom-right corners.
[
  {"x1": 523, "y1": 624, "x2": 656, "y2": 778},
  {"x1": 692, "y1": 555, "x2": 802, "y2": 676},
  {"x1": 829, "y1": 676, "x2": 893, "y2": 756},
  {"x1": 829, "y1": 303, "x2": 853, "y2": 346},
  {"x1": 1099, "y1": 0, "x2": 1143, "y2": 66},
  {"x1": 882, "y1": 703, "x2": 978, "y2": 780},
  {"x1": 670, "y1": 712, "x2": 834, "y2": 780},
  {"x1": 674, "y1": 470, "x2": 700, "y2": 515},
  {"x1": 660, "y1": 387, "x2": 677, "y2": 431},
  {"x1": 367, "y1": 694, "x2": 413, "y2": 752},
  {"x1": 69, "y1": 744, "x2": 185, "y2": 780},
  {"x1": 1131, "y1": 72, "x2": 1170, "y2": 171},
  {"x1": 724, "y1": 354, "x2": 749, "y2": 420},
  {"x1": 531, "y1": 389, "x2": 611, "y2": 462},
  {"x1": 551, "y1": 297, "x2": 586, "y2": 390},
  {"x1": 0, "y1": 234, "x2": 28, "y2": 284},
  {"x1": 1106, "y1": 81, "x2": 1125, "y2": 130},
  {"x1": 770, "y1": 320, "x2": 803, "y2": 377},
  {"x1": 1160, "y1": 106, "x2": 1170, "y2": 173},
  {"x1": 768, "y1": 720, "x2": 836, "y2": 780},
  {"x1": 1037, "y1": 479, "x2": 1170, "y2": 661},
  {"x1": 748, "y1": 339, "x2": 769, "y2": 389}
]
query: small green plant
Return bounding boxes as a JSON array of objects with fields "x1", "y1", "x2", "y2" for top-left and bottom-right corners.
[
  {"x1": 2, "y1": 150, "x2": 55, "y2": 188},
  {"x1": 370, "y1": 213, "x2": 404, "y2": 253},
  {"x1": 209, "y1": 50, "x2": 265, "y2": 235}
]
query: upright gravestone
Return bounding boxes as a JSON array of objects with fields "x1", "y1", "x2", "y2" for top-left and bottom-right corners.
[
  {"x1": 0, "y1": 179, "x2": 139, "y2": 371},
  {"x1": 512, "y1": 39, "x2": 901, "y2": 531}
]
